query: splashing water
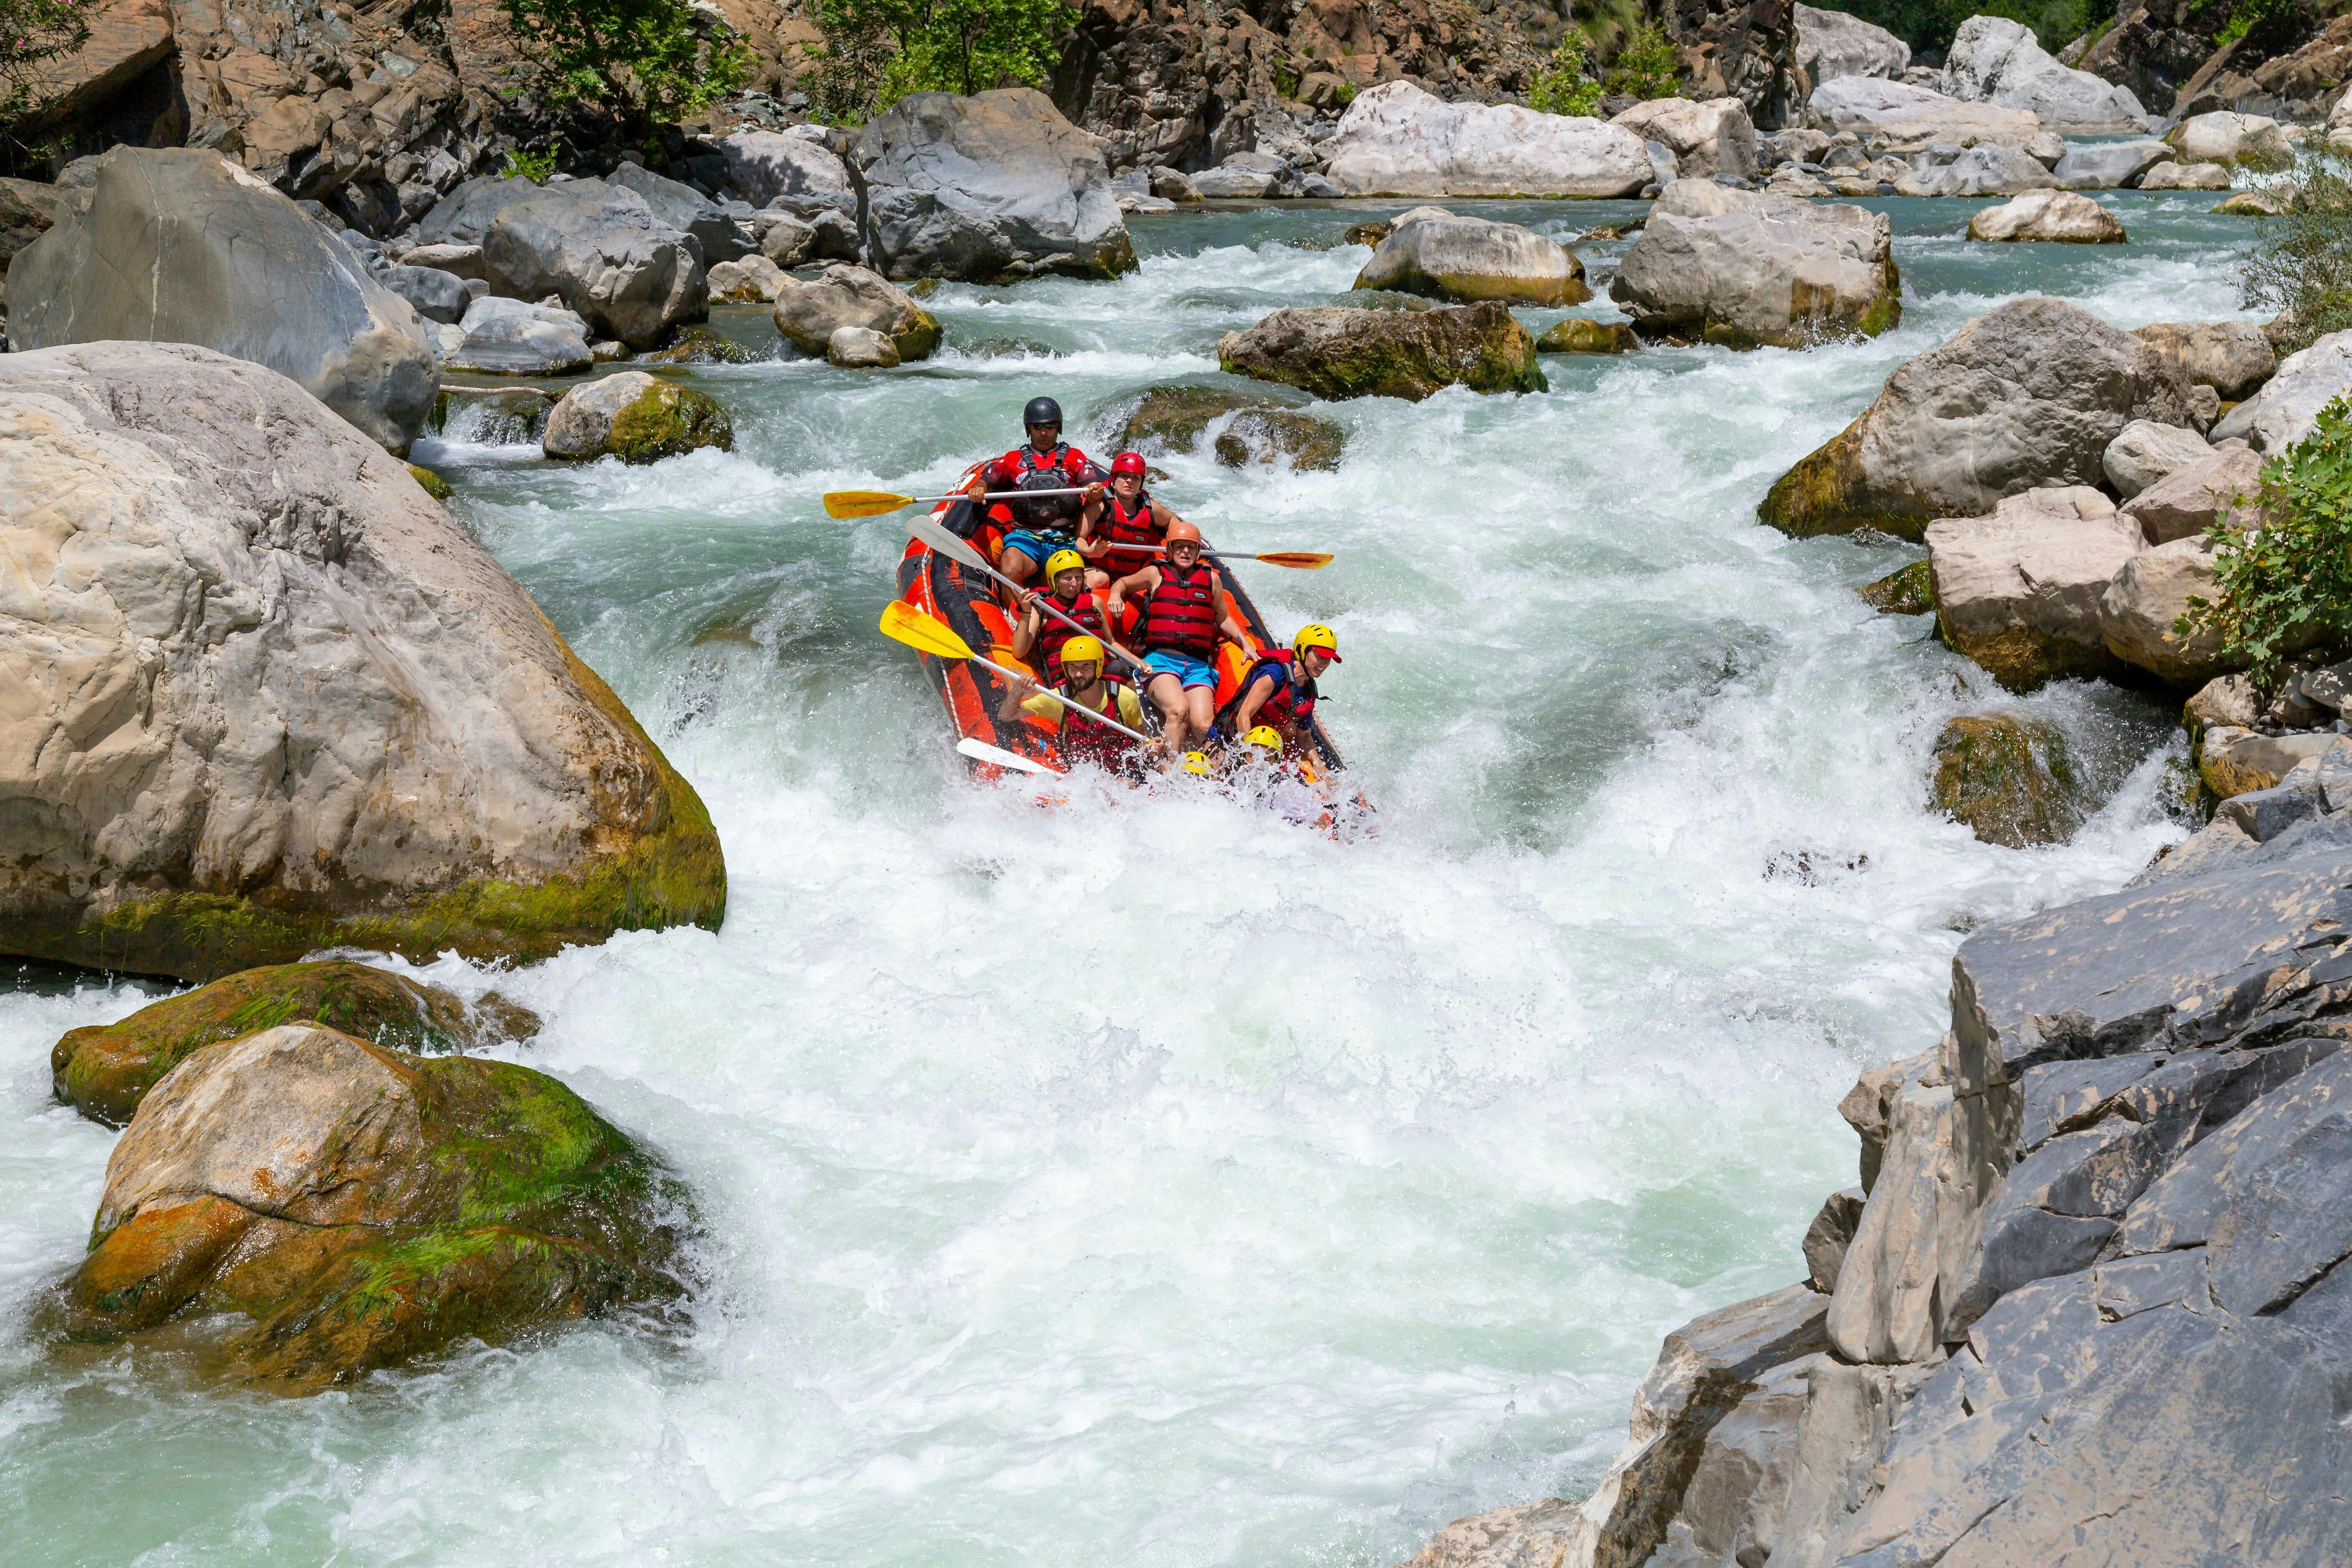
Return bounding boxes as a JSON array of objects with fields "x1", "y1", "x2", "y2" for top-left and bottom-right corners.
[{"x1": 1, "y1": 191, "x2": 2242, "y2": 1567}]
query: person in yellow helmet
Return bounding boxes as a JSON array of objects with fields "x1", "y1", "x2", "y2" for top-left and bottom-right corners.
[
  {"x1": 1009, "y1": 547, "x2": 1133, "y2": 689},
  {"x1": 1231, "y1": 723, "x2": 1323, "y2": 823},
  {"x1": 995, "y1": 634, "x2": 1148, "y2": 771},
  {"x1": 1220, "y1": 624, "x2": 1340, "y2": 759}
]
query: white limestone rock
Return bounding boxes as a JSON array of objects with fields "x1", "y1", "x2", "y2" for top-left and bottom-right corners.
[
  {"x1": 1324, "y1": 80, "x2": 1651, "y2": 198},
  {"x1": 1941, "y1": 15, "x2": 2149, "y2": 132}
]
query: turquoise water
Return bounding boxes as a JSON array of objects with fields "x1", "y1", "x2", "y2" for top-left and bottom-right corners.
[{"x1": 0, "y1": 189, "x2": 2241, "y2": 1567}]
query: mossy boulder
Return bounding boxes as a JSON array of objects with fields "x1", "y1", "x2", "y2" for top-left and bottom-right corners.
[
  {"x1": 1216, "y1": 302, "x2": 1546, "y2": 401},
  {"x1": 57, "y1": 1023, "x2": 690, "y2": 1392},
  {"x1": 1859, "y1": 559, "x2": 1935, "y2": 615},
  {"x1": 1215, "y1": 409, "x2": 1343, "y2": 470},
  {"x1": 430, "y1": 385, "x2": 555, "y2": 444},
  {"x1": 52, "y1": 959, "x2": 540, "y2": 1128},
  {"x1": 1930, "y1": 714, "x2": 2084, "y2": 847},
  {"x1": 406, "y1": 462, "x2": 454, "y2": 501},
  {"x1": 1114, "y1": 385, "x2": 1345, "y2": 470},
  {"x1": 541, "y1": 371, "x2": 734, "y2": 463},
  {"x1": 1537, "y1": 319, "x2": 1637, "y2": 355},
  {"x1": 642, "y1": 326, "x2": 762, "y2": 365},
  {"x1": 1343, "y1": 220, "x2": 1394, "y2": 247}
]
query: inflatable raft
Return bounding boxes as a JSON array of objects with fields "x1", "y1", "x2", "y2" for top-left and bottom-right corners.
[{"x1": 892, "y1": 470, "x2": 1347, "y2": 779}]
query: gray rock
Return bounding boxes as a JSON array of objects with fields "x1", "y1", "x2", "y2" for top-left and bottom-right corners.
[
  {"x1": 2103, "y1": 418, "x2": 2214, "y2": 498},
  {"x1": 1804, "y1": 1187, "x2": 1867, "y2": 1293},
  {"x1": 396, "y1": 240, "x2": 485, "y2": 281},
  {"x1": 2017, "y1": 1054, "x2": 2170, "y2": 1152},
  {"x1": 1189, "y1": 164, "x2": 1278, "y2": 198},
  {"x1": 443, "y1": 295, "x2": 593, "y2": 376},
  {"x1": 1609, "y1": 180, "x2": 1899, "y2": 349},
  {"x1": 7, "y1": 147, "x2": 437, "y2": 454},
  {"x1": 413, "y1": 175, "x2": 542, "y2": 246},
  {"x1": 826, "y1": 324, "x2": 898, "y2": 368},
  {"x1": 2210, "y1": 329, "x2": 2352, "y2": 452},
  {"x1": 2099, "y1": 535, "x2": 2235, "y2": 685},
  {"x1": 771, "y1": 264, "x2": 940, "y2": 362},
  {"x1": 714, "y1": 127, "x2": 856, "y2": 215},
  {"x1": 1610, "y1": 96, "x2": 1760, "y2": 182},
  {"x1": 1941, "y1": 15, "x2": 2149, "y2": 131},
  {"x1": 855, "y1": 87, "x2": 1136, "y2": 283},
  {"x1": 1389, "y1": 1499, "x2": 1580, "y2": 1568},
  {"x1": 2218, "y1": 775, "x2": 2326, "y2": 842},
  {"x1": 756, "y1": 212, "x2": 816, "y2": 268},
  {"x1": 1352, "y1": 206, "x2": 1588, "y2": 306},
  {"x1": 1925, "y1": 486, "x2": 2143, "y2": 692},
  {"x1": 1839, "y1": 1048, "x2": 1941, "y2": 1193},
  {"x1": 2135, "y1": 319, "x2": 2278, "y2": 402},
  {"x1": 1796, "y1": 5, "x2": 1909, "y2": 82},
  {"x1": 2051, "y1": 138, "x2": 2175, "y2": 189},
  {"x1": 480, "y1": 183, "x2": 707, "y2": 350},
  {"x1": 379, "y1": 264, "x2": 470, "y2": 325},
  {"x1": 604, "y1": 159, "x2": 757, "y2": 264},
  {"x1": 1894, "y1": 140, "x2": 2061, "y2": 196},
  {"x1": 2121, "y1": 443, "x2": 2264, "y2": 543}
]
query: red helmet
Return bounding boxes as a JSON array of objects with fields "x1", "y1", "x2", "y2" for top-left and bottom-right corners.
[{"x1": 1111, "y1": 451, "x2": 1147, "y2": 478}]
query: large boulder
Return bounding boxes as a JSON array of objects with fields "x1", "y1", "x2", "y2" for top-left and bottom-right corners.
[
  {"x1": 1796, "y1": 5, "x2": 1909, "y2": 82},
  {"x1": 1941, "y1": 15, "x2": 2149, "y2": 132},
  {"x1": 7, "y1": 147, "x2": 435, "y2": 455},
  {"x1": 1966, "y1": 188, "x2": 2127, "y2": 243},
  {"x1": 2133, "y1": 320, "x2": 2278, "y2": 403},
  {"x1": 854, "y1": 87, "x2": 1136, "y2": 283},
  {"x1": 59, "y1": 1023, "x2": 689, "y2": 1391},
  {"x1": 1931, "y1": 714, "x2": 2085, "y2": 847},
  {"x1": 413, "y1": 175, "x2": 541, "y2": 246},
  {"x1": 1807, "y1": 75, "x2": 2042, "y2": 141},
  {"x1": 2169, "y1": 111, "x2": 2292, "y2": 169},
  {"x1": 2103, "y1": 420, "x2": 2215, "y2": 499},
  {"x1": 1609, "y1": 181, "x2": 1899, "y2": 349},
  {"x1": 714, "y1": 127, "x2": 857, "y2": 216},
  {"x1": 1351, "y1": 207, "x2": 1589, "y2": 307},
  {"x1": 0, "y1": 342, "x2": 726, "y2": 982},
  {"x1": 482, "y1": 183, "x2": 707, "y2": 350},
  {"x1": 1893, "y1": 141, "x2": 2060, "y2": 197},
  {"x1": 2051, "y1": 138, "x2": 2176, "y2": 190},
  {"x1": 51, "y1": 959, "x2": 537, "y2": 1128},
  {"x1": 1323, "y1": 80, "x2": 1651, "y2": 198},
  {"x1": 771, "y1": 264, "x2": 941, "y2": 361},
  {"x1": 1216, "y1": 302, "x2": 1546, "y2": 400},
  {"x1": 2210, "y1": 331, "x2": 2352, "y2": 452},
  {"x1": 1609, "y1": 96, "x2": 1761, "y2": 182},
  {"x1": 441, "y1": 295, "x2": 594, "y2": 376},
  {"x1": 541, "y1": 372, "x2": 734, "y2": 464},
  {"x1": 603, "y1": 160, "x2": 758, "y2": 265},
  {"x1": 1759, "y1": 297, "x2": 2199, "y2": 539},
  {"x1": 1926, "y1": 487, "x2": 2145, "y2": 690},
  {"x1": 2100, "y1": 537, "x2": 2234, "y2": 684},
  {"x1": 378, "y1": 264, "x2": 471, "y2": 325}
]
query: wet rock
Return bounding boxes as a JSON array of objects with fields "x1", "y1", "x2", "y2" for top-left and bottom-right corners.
[
  {"x1": 406, "y1": 463, "x2": 453, "y2": 502},
  {"x1": 1894, "y1": 141, "x2": 2061, "y2": 197},
  {"x1": 2099, "y1": 536, "x2": 2236, "y2": 684},
  {"x1": 1941, "y1": 15, "x2": 2150, "y2": 132},
  {"x1": 771, "y1": 264, "x2": 940, "y2": 362},
  {"x1": 827, "y1": 325, "x2": 899, "y2": 368},
  {"x1": 2051, "y1": 138, "x2": 2176, "y2": 189},
  {"x1": 1214, "y1": 410, "x2": 1343, "y2": 471},
  {"x1": 2137, "y1": 159, "x2": 2233, "y2": 190},
  {"x1": 1966, "y1": 188, "x2": 2127, "y2": 243},
  {"x1": 2210, "y1": 330, "x2": 2352, "y2": 452},
  {"x1": 1216, "y1": 302, "x2": 1545, "y2": 401},
  {"x1": 1391, "y1": 1499, "x2": 1580, "y2": 1568},
  {"x1": 8, "y1": 148, "x2": 436, "y2": 455},
  {"x1": 1858, "y1": 558, "x2": 1935, "y2": 614},
  {"x1": 0, "y1": 342, "x2": 725, "y2": 980},
  {"x1": 432, "y1": 385, "x2": 556, "y2": 444},
  {"x1": 1930, "y1": 714, "x2": 2086, "y2": 847},
  {"x1": 481, "y1": 183, "x2": 708, "y2": 351},
  {"x1": 443, "y1": 295, "x2": 594, "y2": 376},
  {"x1": 1805, "y1": 1187, "x2": 1867, "y2": 1293},
  {"x1": 1796, "y1": 5, "x2": 1909, "y2": 83},
  {"x1": 2122, "y1": 443, "x2": 2265, "y2": 543},
  {"x1": 1323, "y1": 80, "x2": 1651, "y2": 198},
  {"x1": 856, "y1": 88, "x2": 1135, "y2": 283},
  {"x1": 58, "y1": 1024, "x2": 690, "y2": 1392},
  {"x1": 379, "y1": 264, "x2": 471, "y2": 325},
  {"x1": 713, "y1": 127, "x2": 855, "y2": 215},
  {"x1": 1926, "y1": 487, "x2": 2143, "y2": 690},
  {"x1": 1610, "y1": 181, "x2": 1899, "y2": 349},
  {"x1": 542, "y1": 372, "x2": 733, "y2": 463},
  {"x1": 642, "y1": 326, "x2": 761, "y2": 365},
  {"x1": 2133, "y1": 320, "x2": 2277, "y2": 402},
  {"x1": 1352, "y1": 207, "x2": 1589, "y2": 307},
  {"x1": 51, "y1": 960, "x2": 536, "y2": 1128},
  {"x1": 2169, "y1": 110, "x2": 2292, "y2": 169},
  {"x1": 1536, "y1": 318, "x2": 1638, "y2": 355},
  {"x1": 1116, "y1": 386, "x2": 1274, "y2": 452},
  {"x1": 1609, "y1": 96, "x2": 1761, "y2": 182},
  {"x1": 1759, "y1": 297, "x2": 2197, "y2": 539},
  {"x1": 2103, "y1": 420, "x2": 2214, "y2": 499}
]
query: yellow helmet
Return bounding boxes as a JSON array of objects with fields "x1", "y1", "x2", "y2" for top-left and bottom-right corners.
[
  {"x1": 1045, "y1": 548, "x2": 1087, "y2": 580},
  {"x1": 1060, "y1": 635, "x2": 1104, "y2": 668},
  {"x1": 1244, "y1": 725, "x2": 1284, "y2": 753},
  {"x1": 1293, "y1": 624, "x2": 1342, "y2": 662},
  {"x1": 1182, "y1": 751, "x2": 1211, "y2": 775}
]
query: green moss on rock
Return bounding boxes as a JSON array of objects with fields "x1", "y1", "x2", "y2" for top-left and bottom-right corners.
[
  {"x1": 1218, "y1": 302, "x2": 1547, "y2": 402},
  {"x1": 1537, "y1": 319, "x2": 1637, "y2": 355},
  {"x1": 1757, "y1": 417, "x2": 1924, "y2": 540},
  {"x1": 607, "y1": 381, "x2": 734, "y2": 463},
  {"x1": 1215, "y1": 409, "x2": 1344, "y2": 471},
  {"x1": 406, "y1": 462, "x2": 454, "y2": 501},
  {"x1": 1930, "y1": 714, "x2": 2084, "y2": 847},
  {"x1": 643, "y1": 326, "x2": 763, "y2": 365},
  {"x1": 1859, "y1": 559, "x2": 1935, "y2": 616}
]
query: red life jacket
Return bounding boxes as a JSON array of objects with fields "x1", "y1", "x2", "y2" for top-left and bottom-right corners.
[
  {"x1": 1057, "y1": 685, "x2": 1137, "y2": 768},
  {"x1": 1139, "y1": 559, "x2": 1219, "y2": 661},
  {"x1": 998, "y1": 443, "x2": 1092, "y2": 533},
  {"x1": 1034, "y1": 589, "x2": 1108, "y2": 688},
  {"x1": 1240, "y1": 649, "x2": 1318, "y2": 729},
  {"x1": 1103, "y1": 491, "x2": 1163, "y2": 556}
]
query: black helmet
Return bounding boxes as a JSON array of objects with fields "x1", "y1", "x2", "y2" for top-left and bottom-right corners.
[{"x1": 1023, "y1": 396, "x2": 1063, "y2": 430}]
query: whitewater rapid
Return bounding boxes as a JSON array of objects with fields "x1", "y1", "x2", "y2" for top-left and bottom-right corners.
[{"x1": 3, "y1": 194, "x2": 2245, "y2": 1566}]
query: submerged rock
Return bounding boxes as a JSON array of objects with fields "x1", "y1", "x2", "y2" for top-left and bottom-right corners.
[
  {"x1": 1930, "y1": 714, "x2": 2084, "y2": 847},
  {"x1": 51, "y1": 960, "x2": 537, "y2": 1128},
  {"x1": 1536, "y1": 318, "x2": 1638, "y2": 355},
  {"x1": 1610, "y1": 181, "x2": 1899, "y2": 349},
  {"x1": 1213, "y1": 410, "x2": 1343, "y2": 470},
  {"x1": 433, "y1": 385, "x2": 557, "y2": 444},
  {"x1": 0, "y1": 343, "x2": 726, "y2": 982},
  {"x1": 1966, "y1": 188, "x2": 2127, "y2": 243},
  {"x1": 1112, "y1": 386, "x2": 1344, "y2": 469},
  {"x1": 1928, "y1": 486, "x2": 2143, "y2": 690},
  {"x1": 59, "y1": 1024, "x2": 690, "y2": 1392},
  {"x1": 542, "y1": 372, "x2": 734, "y2": 463},
  {"x1": 1759, "y1": 297, "x2": 2197, "y2": 539},
  {"x1": 1351, "y1": 207, "x2": 1589, "y2": 307},
  {"x1": 1858, "y1": 558, "x2": 1935, "y2": 614},
  {"x1": 1322, "y1": 80, "x2": 1651, "y2": 198},
  {"x1": 1217, "y1": 302, "x2": 1545, "y2": 401},
  {"x1": 642, "y1": 326, "x2": 762, "y2": 365},
  {"x1": 772, "y1": 264, "x2": 941, "y2": 362}
]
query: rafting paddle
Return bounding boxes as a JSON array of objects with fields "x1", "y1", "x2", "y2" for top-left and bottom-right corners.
[
  {"x1": 879, "y1": 602, "x2": 1157, "y2": 748},
  {"x1": 902, "y1": 511, "x2": 1149, "y2": 673},
  {"x1": 1101, "y1": 542, "x2": 1333, "y2": 570},
  {"x1": 825, "y1": 485, "x2": 1092, "y2": 520},
  {"x1": 956, "y1": 736, "x2": 1062, "y2": 776}
]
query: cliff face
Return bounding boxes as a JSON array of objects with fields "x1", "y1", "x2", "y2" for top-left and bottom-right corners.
[
  {"x1": 1409, "y1": 744, "x2": 2352, "y2": 1567},
  {"x1": 2075, "y1": 0, "x2": 2352, "y2": 121}
]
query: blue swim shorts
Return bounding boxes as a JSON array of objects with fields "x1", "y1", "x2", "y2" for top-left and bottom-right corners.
[
  {"x1": 1001, "y1": 530, "x2": 1072, "y2": 567},
  {"x1": 1142, "y1": 650, "x2": 1218, "y2": 691}
]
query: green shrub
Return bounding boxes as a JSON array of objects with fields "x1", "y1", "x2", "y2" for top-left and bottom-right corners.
[
  {"x1": 499, "y1": 0, "x2": 751, "y2": 124},
  {"x1": 1526, "y1": 37, "x2": 1604, "y2": 117},
  {"x1": 1603, "y1": 23, "x2": 1682, "y2": 100},
  {"x1": 2178, "y1": 395, "x2": 2352, "y2": 686},
  {"x1": 500, "y1": 143, "x2": 561, "y2": 184},
  {"x1": 806, "y1": 0, "x2": 1078, "y2": 123},
  {"x1": 2240, "y1": 152, "x2": 2352, "y2": 353},
  {"x1": 0, "y1": 0, "x2": 90, "y2": 169}
]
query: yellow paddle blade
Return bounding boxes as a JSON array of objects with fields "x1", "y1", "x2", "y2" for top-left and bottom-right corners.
[
  {"x1": 878, "y1": 600, "x2": 975, "y2": 661},
  {"x1": 1253, "y1": 551, "x2": 1334, "y2": 569},
  {"x1": 825, "y1": 489, "x2": 917, "y2": 519}
]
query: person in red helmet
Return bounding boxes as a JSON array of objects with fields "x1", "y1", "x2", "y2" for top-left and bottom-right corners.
[
  {"x1": 1107, "y1": 520, "x2": 1250, "y2": 759},
  {"x1": 1077, "y1": 451, "x2": 1186, "y2": 586},
  {"x1": 964, "y1": 396, "x2": 1104, "y2": 590}
]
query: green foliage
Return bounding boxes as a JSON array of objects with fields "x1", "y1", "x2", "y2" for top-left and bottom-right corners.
[
  {"x1": 2241, "y1": 153, "x2": 2352, "y2": 354},
  {"x1": 0, "y1": 0, "x2": 90, "y2": 164},
  {"x1": 1602, "y1": 22, "x2": 1681, "y2": 100},
  {"x1": 1820, "y1": 0, "x2": 2115, "y2": 55},
  {"x1": 500, "y1": 143, "x2": 560, "y2": 184},
  {"x1": 499, "y1": 0, "x2": 752, "y2": 126},
  {"x1": 1527, "y1": 37, "x2": 1604, "y2": 117},
  {"x1": 805, "y1": 0, "x2": 1078, "y2": 124},
  {"x1": 2212, "y1": 0, "x2": 2299, "y2": 48},
  {"x1": 1571, "y1": 0, "x2": 1646, "y2": 53},
  {"x1": 2178, "y1": 396, "x2": 2352, "y2": 687}
]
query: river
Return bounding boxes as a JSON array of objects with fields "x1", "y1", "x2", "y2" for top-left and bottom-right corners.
[{"x1": 2, "y1": 191, "x2": 2246, "y2": 1566}]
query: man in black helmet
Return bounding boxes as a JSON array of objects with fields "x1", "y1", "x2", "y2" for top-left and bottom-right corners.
[{"x1": 965, "y1": 395, "x2": 1104, "y2": 590}]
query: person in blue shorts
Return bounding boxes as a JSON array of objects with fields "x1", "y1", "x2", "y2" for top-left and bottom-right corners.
[
  {"x1": 963, "y1": 396, "x2": 1104, "y2": 591},
  {"x1": 1106, "y1": 521, "x2": 1249, "y2": 759}
]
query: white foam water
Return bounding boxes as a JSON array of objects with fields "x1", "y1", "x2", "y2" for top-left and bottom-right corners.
[{"x1": 0, "y1": 193, "x2": 2242, "y2": 1566}]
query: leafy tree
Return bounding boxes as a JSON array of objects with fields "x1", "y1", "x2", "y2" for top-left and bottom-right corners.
[
  {"x1": 499, "y1": 0, "x2": 751, "y2": 126},
  {"x1": 1602, "y1": 21, "x2": 1681, "y2": 99},
  {"x1": 0, "y1": 0, "x2": 90, "y2": 139},
  {"x1": 1526, "y1": 37, "x2": 1604, "y2": 117},
  {"x1": 2241, "y1": 153, "x2": 2352, "y2": 353},
  {"x1": 806, "y1": 0, "x2": 1078, "y2": 124},
  {"x1": 2178, "y1": 396, "x2": 2352, "y2": 687}
]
